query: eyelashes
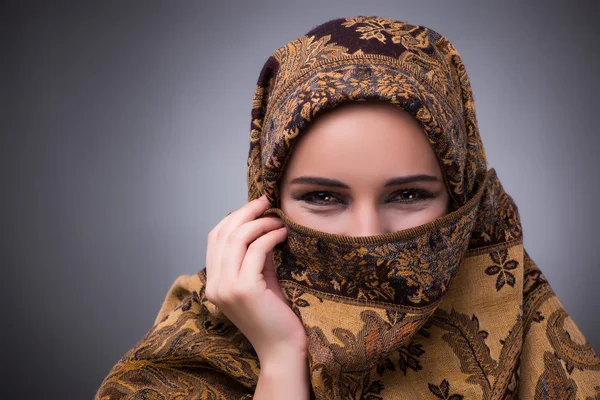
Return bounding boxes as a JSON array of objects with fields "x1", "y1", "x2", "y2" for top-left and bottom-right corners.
[
  {"x1": 295, "y1": 188, "x2": 435, "y2": 207},
  {"x1": 298, "y1": 191, "x2": 344, "y2": 206}
]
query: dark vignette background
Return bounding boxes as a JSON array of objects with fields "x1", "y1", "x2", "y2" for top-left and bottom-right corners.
[{"x1": 2, "y1": 1, "x2": 599, "y2": 398}]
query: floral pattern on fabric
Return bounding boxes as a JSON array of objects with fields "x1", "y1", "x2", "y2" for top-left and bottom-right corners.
[{"x1": 96, "y1": 16, "x2": 600, "y2": 400}]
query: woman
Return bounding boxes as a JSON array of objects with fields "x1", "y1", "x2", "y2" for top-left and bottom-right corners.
[{"x1": 95, "y1": 16, "x2": 600, "y2": 399}]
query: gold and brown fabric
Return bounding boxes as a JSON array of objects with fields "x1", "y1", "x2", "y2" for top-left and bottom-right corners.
[{"x1": 96, "y1": 16, "x2": 600, "y2": 399}]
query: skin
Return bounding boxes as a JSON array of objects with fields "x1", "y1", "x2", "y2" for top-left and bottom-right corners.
[
  {"x1": 280, "y1": 101, "x2": 450, "y2": 235},
  {"x1": 205, "y1": 101, "x2": 450, "y2": 399},
  {"x1": 205, "y1": 197, "x2": 309, "y2": 399}
]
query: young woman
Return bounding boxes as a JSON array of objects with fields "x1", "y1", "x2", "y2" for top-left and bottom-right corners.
[{"x1": 95, "y1": 16, "x2": 600, "y2": 399}]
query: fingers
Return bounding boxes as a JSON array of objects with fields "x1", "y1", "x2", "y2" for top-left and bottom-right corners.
[
  {"x1": 262, "y1": 250, "x2": 290, "y2": 305},
  {"x1": 213, "y1": 196, "x2": 271, "y2": 281},
  {"x1": 220, "y1": 217, "x2": 284, "y2": 284},
  {"x1": 212, "y1": 223, "x2": 285, "y2": 307},
  {"x1": 238, "y1": 226, "x2": 287, "y2": 282},
  {"x1": 206, "y1": 195, "x2": 268, "y2": 285},
  {"x1": 219, "y1": 195, "x2": 271, "y2": 243},
  {"x1": 206, "y1": 212, "x2": 230, "y2": 286},
  {"x1": 205, "y1": 194, "x2": 283, "y2": 305},
  {"x1": 214, "y1": 226, "x2": 287, "y2": 307}
]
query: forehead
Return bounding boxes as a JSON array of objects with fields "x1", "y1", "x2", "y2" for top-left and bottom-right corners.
[{"x1": 282, "y1": 102, "x2": 442, "y2": 182}]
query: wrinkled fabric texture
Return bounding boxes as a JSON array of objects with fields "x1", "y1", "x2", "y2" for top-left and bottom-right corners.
[{"x1": 96, "y1": 16, "x2": 600, "y2": 399}]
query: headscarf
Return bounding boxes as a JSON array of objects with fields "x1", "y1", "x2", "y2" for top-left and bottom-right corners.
[{"x1": 96, "y1": 16, "x2": 600, "y2": 399}]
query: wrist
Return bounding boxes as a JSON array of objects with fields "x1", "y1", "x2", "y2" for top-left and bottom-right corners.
[
  {"x1": 258, "y1": 344, "x2": 308, "y2": 370},
  {"x1": 255, "y1": 333, "x2": 307, "y2": 362},
  {"x1": 255, "y1": 350, "x2": 310, "y2": 400},
  {"x1": 258, "y1": 351, "x2": 309, "y2": 390}
]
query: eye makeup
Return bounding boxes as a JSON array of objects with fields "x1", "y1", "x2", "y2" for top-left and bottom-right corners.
[{"x1": 292, "y1": 188, "x2": 436, "y2": 208}]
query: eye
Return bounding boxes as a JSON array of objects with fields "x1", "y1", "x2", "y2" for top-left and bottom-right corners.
[
  {"x1": 299, "y1": 191, "x2": 344, "y2": 206},
  {"x1": 389, "y1": 188, "x2": 434, "y2": 203}
]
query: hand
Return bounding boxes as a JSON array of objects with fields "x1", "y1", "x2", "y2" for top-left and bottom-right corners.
[{"x1": 205, "y1": 195, "x2": 308, "y2": 364}]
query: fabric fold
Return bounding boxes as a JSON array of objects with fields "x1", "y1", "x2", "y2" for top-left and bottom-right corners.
[{"x1": 95, "y1": 16, "x2": 600, "y2": 399}]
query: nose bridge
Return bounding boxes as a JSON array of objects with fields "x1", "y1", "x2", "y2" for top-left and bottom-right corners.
[{"x1": 350, "y1": 201, "x2": 384, "y2": 237}]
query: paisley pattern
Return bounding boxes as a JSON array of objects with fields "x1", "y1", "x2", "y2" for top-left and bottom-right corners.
[{"x1": 96, "y1": 16, "x2": 600, "y2": 399}]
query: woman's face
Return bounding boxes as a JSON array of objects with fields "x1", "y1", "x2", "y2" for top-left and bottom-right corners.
[{"x1": 279, "y1": 101, "x2": 450, "y2": 236}]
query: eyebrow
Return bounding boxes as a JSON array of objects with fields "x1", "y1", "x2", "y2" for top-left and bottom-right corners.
[{"x1": 289, "y1": 174, "x2": 441, "y2": 189}]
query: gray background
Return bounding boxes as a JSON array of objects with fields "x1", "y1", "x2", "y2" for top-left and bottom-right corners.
[{"x1": 3, "y1": 1, "x2": 599, "y2": 398}]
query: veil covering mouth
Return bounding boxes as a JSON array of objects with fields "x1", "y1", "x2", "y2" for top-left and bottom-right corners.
[{"x1": 96, "y1": 16, "x2": 600, "y2": 400}]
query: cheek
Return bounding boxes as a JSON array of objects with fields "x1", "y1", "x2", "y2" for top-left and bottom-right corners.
[
  {"x1": 279, "y1": 194, "x2": 309, "y2": 224},
  {"x1": 279, "y1": 193, "x2": 349, "y2": 234},
  {"x1": 280, "y1": 199, "x2": 337, "y2": 231},
  {"x1": 388, "y1": 198, "x2": 450, "y2": 232}
]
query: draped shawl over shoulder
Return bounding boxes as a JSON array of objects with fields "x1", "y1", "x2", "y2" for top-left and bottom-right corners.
[{"x1": 96, "y1": 16, "x2": 600, "y2": 399}]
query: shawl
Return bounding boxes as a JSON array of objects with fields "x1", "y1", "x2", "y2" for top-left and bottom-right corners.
[{"x1": 96, "y1": 16, "x2": 600, "y2": 399}]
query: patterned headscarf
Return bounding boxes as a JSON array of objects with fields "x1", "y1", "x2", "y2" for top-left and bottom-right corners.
[
  {"x1": 96, "y1": 16, "x2": 600, "y2": 400},
  {"x1": 248, "y1": 16, "x2": 487, "y2": 210}
]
